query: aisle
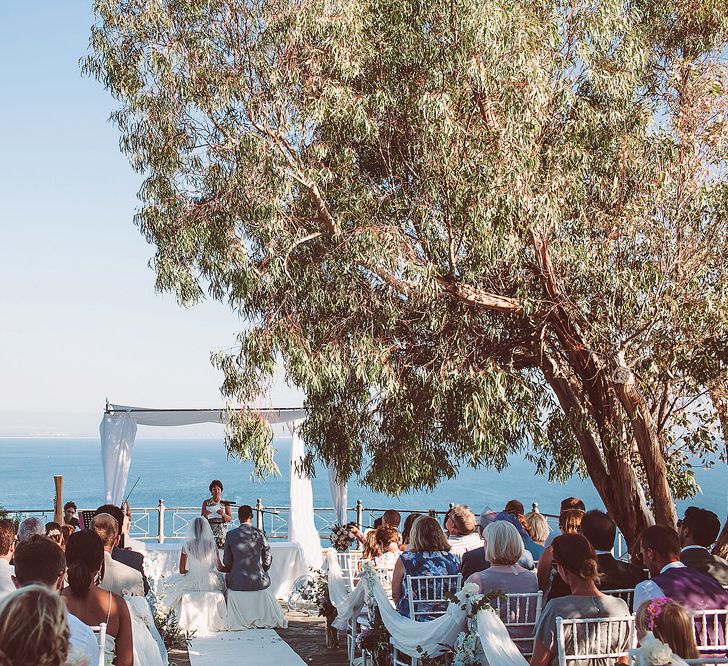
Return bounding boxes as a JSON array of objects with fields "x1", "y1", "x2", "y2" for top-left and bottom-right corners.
[{"x1": 188, "y1": 630, "x2": 306, "y2": 666}]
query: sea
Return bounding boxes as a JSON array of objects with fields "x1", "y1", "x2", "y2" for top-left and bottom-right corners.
[{"x1": 1, "y1": 438, "x2": 726, "y2": 535}]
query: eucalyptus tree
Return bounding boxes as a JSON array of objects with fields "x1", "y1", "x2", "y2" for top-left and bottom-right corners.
[{"x1": 85, "y1": 0, "x2": 727, "y2": 542}]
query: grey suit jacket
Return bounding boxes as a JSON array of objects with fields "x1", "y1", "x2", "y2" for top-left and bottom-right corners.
[
  {"x1": 223, "y1": 524, "x2": 272, "y2": 591},
  {"x1": 681, "y1": 547, "x2": 728, "y2": 586}
]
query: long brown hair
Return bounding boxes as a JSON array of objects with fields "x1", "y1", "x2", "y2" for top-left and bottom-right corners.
[
  {"x1": 635, "y1": 600, "x2": 699, "y2": 659},
  {"x1": 409, "y1": 516, "x2": 451, "y2": 552}
]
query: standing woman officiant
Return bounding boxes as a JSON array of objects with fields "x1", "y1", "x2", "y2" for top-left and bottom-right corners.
[{"x1": 202, "y1": 480, "x2": 233, "y2": 548}]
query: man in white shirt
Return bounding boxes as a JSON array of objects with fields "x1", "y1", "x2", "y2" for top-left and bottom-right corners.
[
  {"x1": 446, "y1": 505, "x2": 483, "y2": 557},
  {"x1": 91, "y1": 513, "x2": 145, "y2": 597},
  {"x1": 0, "y1": 519, "x2": 16, "y2": 598},
  {"x1": 633, "y1": 524, "x2": 728, "y2": 613},
  {"x1": 12, "y1": 535, "x2": 99, "y2": 664}
]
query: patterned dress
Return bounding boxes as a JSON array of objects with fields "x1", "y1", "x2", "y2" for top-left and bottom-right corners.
[{"x1": 395, "y1": 550, "x2": 461, "y2": 621}]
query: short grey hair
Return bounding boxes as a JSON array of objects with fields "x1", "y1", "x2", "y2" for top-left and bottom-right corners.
[
  {"x1": 484, "y1": 520, "x2": 524, "y2": 565},
  {"x1": 18, "y1": 517, "x2": 44, "y2": 542}
]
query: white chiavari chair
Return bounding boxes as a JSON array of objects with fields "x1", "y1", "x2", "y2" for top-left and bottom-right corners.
[
  {"x1": 491, "y1": 591, "x2": 543, "y2": 658},
  {"x1": 89, "y1": 622, "x2": 107, "y2": 666},
  {"x1": 555, "y1": 615, "x2": 635, "y2": 666}
]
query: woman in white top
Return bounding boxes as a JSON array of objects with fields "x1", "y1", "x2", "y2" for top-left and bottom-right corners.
[
  {"x1": 202, "y1": 479, "x2": 232, "y2": 548},
  {"x1": 375, "y1": 525, "x2": 401, "y2": 568}
]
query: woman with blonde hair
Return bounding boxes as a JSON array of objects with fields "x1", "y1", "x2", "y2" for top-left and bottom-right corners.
[
  {"x1": 530, "y1": 534, "x2": 630, "y2": 666},
  {"x1": 634, "y1": 598, "x2": 699, "y2": 661},
  {"x1": 361, "y1": 530, "x2": 382, "y2": 561},
  {"x1": 537, "y1": 508, "x2": 584, "y2": 601},
  {"x1": 525, "y1": 511, "x2": 551, "y2": 547},
  {"x1": 0, "y1": 585, "x2": 69, "y2": 666},
  {"x1": 391, "y1": 516, "x2": 460, "y2": 620}
]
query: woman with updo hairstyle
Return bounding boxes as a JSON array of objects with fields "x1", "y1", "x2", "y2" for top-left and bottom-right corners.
[
  {"x1": 537, "y1": 508, "x2": 585, "y2": 601},
  {"x1": 530, "y1": 534, "x2": 631, "y2": 666},
  {"x1": 60, "y1": 530, "x2": 133, "y2": 666},
  {"x1": 0, "y1": 585, "x2": 69, "y2": 666}
]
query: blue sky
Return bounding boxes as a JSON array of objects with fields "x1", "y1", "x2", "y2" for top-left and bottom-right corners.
[{"x1": 0, "y1": 3, "x2": 300, "y2": 436}]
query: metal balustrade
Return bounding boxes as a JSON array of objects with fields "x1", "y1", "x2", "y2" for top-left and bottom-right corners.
[{"x1": 2, "y1": 501, "x2": 628, "y2": 553}]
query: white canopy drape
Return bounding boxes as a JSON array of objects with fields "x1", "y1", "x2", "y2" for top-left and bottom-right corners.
[{"x1": 100, "y1": 403, "x2": 344, "y2": 568}]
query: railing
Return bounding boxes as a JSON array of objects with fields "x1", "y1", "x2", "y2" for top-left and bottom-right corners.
[{"x1": 2, "y1": 501, "x2": 626, "y2": 556}]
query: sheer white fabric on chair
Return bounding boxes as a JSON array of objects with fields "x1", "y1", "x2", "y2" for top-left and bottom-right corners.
[
  {"x1": 324, "y1": 550, "x2": 367, "y2": 630},
  {"x1": 124, "y1": 596, "x2": 167, "y2": 666},
  {"x1": 227, "y1": 589, "x2": 288, "y2": 629},
  {"x1": 178, "y1": 591, "x2": 227, "y2": 633},
  {"x1": 477, "y1": 609, "x2": 530, "y2": 666},
  {"x1": 328, "y1": 466, "x2": 348, "y2": 525},
  {"x1": 555, "y1": 615, "x2": 635, "y2": 665}
]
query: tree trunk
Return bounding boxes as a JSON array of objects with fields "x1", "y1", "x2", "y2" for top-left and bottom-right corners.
[
  {"x1": 708, "y1": 381, "x2": 728, "y2": 461},
  {"x1": 542, "y1": 355, "x2": 654, "y2": 545}
]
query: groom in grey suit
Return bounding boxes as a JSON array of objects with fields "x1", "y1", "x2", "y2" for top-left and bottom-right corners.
[{"x1": 223, "y1": 505, "x2": 272, "y2": 591}]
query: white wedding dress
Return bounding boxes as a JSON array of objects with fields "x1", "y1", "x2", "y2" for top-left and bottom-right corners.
[{"x1": 164, "y1": 517, "x2": 227, "y2": 633}]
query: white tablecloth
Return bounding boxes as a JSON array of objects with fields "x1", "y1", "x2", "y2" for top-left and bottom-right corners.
[{"x1": 144, "y1": 541, "x2": 308, "y2": 600}]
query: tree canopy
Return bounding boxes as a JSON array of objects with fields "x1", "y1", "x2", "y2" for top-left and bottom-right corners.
[{"x1": 85, "y1": 0, "x2": 727, "y2": 541}]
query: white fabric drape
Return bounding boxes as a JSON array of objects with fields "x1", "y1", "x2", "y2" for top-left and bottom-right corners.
[
  {"x1": 327, "y1": 467, "x2": 348, "y2": 524},
  {"x1": 100, "y1": 413, "x2": 137, "y2": 505},
  {"x1": 287, "y1": 419, "x2": 322, "y2": 569},
  {"x1": 477, "y1": 608, "x2": 529, "y2": 666},
  {"x1": 323, "y1": 550, "x2": 366, "y2": 631},
  {"x1": 108, "y1": 404, "x2": 305, "y2": 427}
]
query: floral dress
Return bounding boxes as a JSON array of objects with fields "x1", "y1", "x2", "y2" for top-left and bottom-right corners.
[{"x1": 396, "y1": 550, "x2": 461, "y2": 621}]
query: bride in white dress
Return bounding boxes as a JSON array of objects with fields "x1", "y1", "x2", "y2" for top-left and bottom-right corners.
[{"x1": 164, "y1": 517, "x2": 227, "y2": 631}]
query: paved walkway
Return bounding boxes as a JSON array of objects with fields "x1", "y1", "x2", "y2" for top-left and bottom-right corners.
[{"x1": 188, "y1": 630, "x2": 306, "y2": 666}]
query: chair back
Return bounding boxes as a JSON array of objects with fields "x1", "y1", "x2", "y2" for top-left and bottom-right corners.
[
  {"x1": 691, "y1": 609, "x2": 728, "y2": 655},
  {"x1": 555, "y1": 615, "x2": 635, "y2": 666},
  {"x1": 405, "y1": 574, "x2": 462, "y2": 622},
  {"x1": 336, "y1": 552, "x2": 363, "y2": 592},
  {"x1": 491, "y1": 591, "x2": 543, "y2": 657},
  {"x1": 89, "y1": 623, "x2": 107, "y2": 666},
  {"x1": 601, "y1": 588, "x2": 635, "y2": 608}
]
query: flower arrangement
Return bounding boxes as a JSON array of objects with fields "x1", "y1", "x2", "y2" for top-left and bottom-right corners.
[{"x1": 329, "y1": 523, "x2": 355, "y2": 551}]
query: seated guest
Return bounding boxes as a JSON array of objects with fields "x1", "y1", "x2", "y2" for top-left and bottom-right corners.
[
  {"x1": 375, "y1": 525, "x2": 401, "y2": 568},
  {"x1": 537, "y1": 508, "x2": 584, "y2": 603},
  {"x1": 467, "y1": 521, "x2": 538, "y2": 653},
  {"x1": 467, "y1": 521, "x2": 538, "y2": 595},
  {"x1": 0, "y1": 585, "x2": 71, "y2": 666},
  {"x1": 223, "y1": 504, "x2": 287, "y2": 629},
  {"x1": 446, "y1": 505, "x2": 483, "y2": 557},
  {"x1": 13, "y1": 535, "x2": 99, "y2": 664},
  {"x1": 543, "y1": 497, "x2": 585, "y2": 548},
  {"x1": 61, "y1": 525, "x2": 75, "y2": 549},
  {"x1": 164, "y1": 516, "x2": 225, "y2": 609},
  {"x1": 17, "y1": 516, "x2": 44, "y2": 543},
  {"x1": 361, "y1": 530, "x2": 382, "y2": 562},
  {"x1": 492, "y1": 501, "x2": 544, "y2": 560},
  {"x1": 392, "y1": 516, "x2": 460, "y2": 621},
  {"x1": 91, "y1": 513, "x2": 145, "y2": 597},
  {"x1": 633, "y1": 525, "x2": 728, "y2": 617},
  {"x1": 63, "y1": 502, "x2": 80, "y2": 529},
  {"x1": 45, "y1": 522, "x2": 64, "y2": 548},
  {"x1": 635, "y1": 598, "x2": 699, "y2": 662},
  {"x1": 0, "y1": 519, "x2": 16, "y2": 598},
  {"x1": 352, "y1": 509, "x2": 401, "y2": 544},
  {"x1": 525, "y1": 511, "x2": 551, "y2": 547},
  {"x1": 463, "y1": 512, "x2": 535, "y2": 580},
  {"x1": 678, "y1": 506, "x2": 728, "y2": 585},
  {"x1": 96, "y1": 503, "x2": 149, "y2": 594},
  {"x1": 61, "y1": 530, "x2": 133, "y2": 666},
  {"x1": 581, "y1": 509, "x2": 646, "y2": 590},
  {"x1": 399, "y1": 513, "x2": 423, "y2": 552},
  {"x1": 530, "y1": 534, "x2": 631, "y2": 666}
]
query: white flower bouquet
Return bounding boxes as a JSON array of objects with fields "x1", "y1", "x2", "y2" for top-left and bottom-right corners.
[{"x1": 329, "y1": 523, "x2": 355, "y2": 551}]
